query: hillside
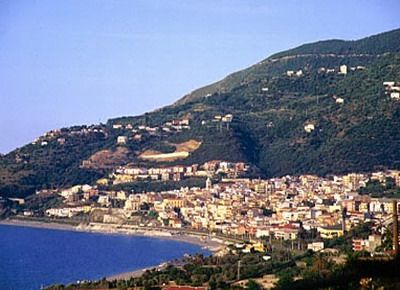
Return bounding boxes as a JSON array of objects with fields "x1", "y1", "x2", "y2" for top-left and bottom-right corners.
[
  {"x1": 1, "y1": 28, "x2": 400, "y2": 198},
  {"x1": 176, "y1": 28, "x2": 400, "y2": 105}
]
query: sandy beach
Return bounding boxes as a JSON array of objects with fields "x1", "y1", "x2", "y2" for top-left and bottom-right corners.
[
  {"x1": 106, "y1": 261, "x2": 170, "y2": 280},
  {"x1": 0, "y1": 218, "x2": 226, "y2": 281},
  {"x1": 0, "y1": 218, "x2": 78, "y2": 232},
  {"x1": 0, "y1": 218, "x2": 224, "y2": 250}
]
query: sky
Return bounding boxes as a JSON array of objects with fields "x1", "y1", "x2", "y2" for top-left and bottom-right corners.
[{"x1": 0, "y1": 0, "x2": 399, "y2": 154}]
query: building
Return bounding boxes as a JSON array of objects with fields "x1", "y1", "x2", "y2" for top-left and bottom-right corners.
[
  {"x1": 273, "y1": 225, "x2": 299, "y2": 240},
  {"x1": 116, "y1": 191, "x2": 127, "y2": 200},
  {"x1": 206, "y1": 177, "x2": 212, "y2": 190},
  {"x1": 8, "y1": 198, "x2": 25, "y2": 205},
  {"x1": 117, "y1": 136, "x2": 128, "y2": 145},
  {"x1": 336, "y1": 97, "x2": 344, "y2": 104},
  {"x1": 383, "y1": 81, "x2": 395, "y2": 87},
  {"x1": 173, "y1": 172, "x2": 184, "y2": 181},
  {"x1": 124, "y1": 198, "x2": 140, "y2": 211},
  {"x1": 339, "y1": 65, "x2": 348, "y2": 75},
  {"x1": 162, "y1": 172, "x2": 173, "y2": 181},
  {"x1": 391, "y1": 92, "x2": 400, "y2": 99},
  {"x1": 162, "y1": 195, "x2": 185, "y2": 208},
  {"x1": 352, "y1": 234, "x2": 382, "y2": 252},
  {"x1": 307, "y1": 242, "x2": 324, "y2": 252},
  {"x1": 304, "y1": 123, "x2": 315, "y2": 133},
  {"x1": 254, "y1": 182, "x2": 267, "y2": 194},
  {"x1": 317, "y1": 225, "x2": 344, "y2": 239},
  {"x1": 98, "y1": 195, "x2": 111, "y2": 207}
]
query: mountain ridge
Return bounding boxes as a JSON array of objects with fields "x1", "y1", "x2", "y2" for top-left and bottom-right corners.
[
  {"x1": 175, "y1": 28, "x2": 400, "y2": 106},
  {"x1": 1, "y1": 28, "x2": 400, "y2": 198}
]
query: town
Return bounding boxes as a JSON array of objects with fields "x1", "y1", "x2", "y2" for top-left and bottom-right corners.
[{"x1": 8, "y1": 165, "x2": 400, "y2": 257}]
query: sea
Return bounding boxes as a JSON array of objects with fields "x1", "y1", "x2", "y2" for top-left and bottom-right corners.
[{"x1": 0, "y1": 224, "x2": 209, "y2": 290}]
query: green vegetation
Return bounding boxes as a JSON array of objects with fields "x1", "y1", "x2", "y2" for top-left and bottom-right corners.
[
  {"x1": 275, "y1": 255, "x2": 400, "y2": 290},
  {"x1": 45, "y1": 228, "x2": 400, "y2": 290},
  {"x1": 2, "y1": 28, "x2": 400, "y2": 198},
  {"x1": 45, "y1": 251, "x2": 308, "y2": 290},
  {"x1": 0, "y1": 130, "x2": 106, "y2": 198},
  {"x1": 41, "y1": 222, "x2": 400, "y2": 290},
  {"x1": 359, "y1": 177, "x2": 400, "y2": 198},
  {"x1": 269, "y1": 28, "x2": 400, "y2": 59}
]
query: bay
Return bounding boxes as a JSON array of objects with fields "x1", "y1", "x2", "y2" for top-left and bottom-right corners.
[{"x1": 0, "y1": 224, "x2": 208, "y2": 290}]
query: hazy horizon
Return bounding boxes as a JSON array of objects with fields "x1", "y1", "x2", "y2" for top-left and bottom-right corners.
[{"x1": 1, "y1": 0, "x2": 400, "y2": 154}]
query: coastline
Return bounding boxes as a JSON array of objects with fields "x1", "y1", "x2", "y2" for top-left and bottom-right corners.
[
  {"x1": 0, "y1": 218, "x2": 226, "y2": 282},
  {"x1": 0, "y1": 218, "x2": 224, "y2": 251},
  {"x1": 106, "y1": 261, "x2": 170, "y2": 281},
  {"x1": 0, "y1": 218, "x2": 78, "y2": 232}
]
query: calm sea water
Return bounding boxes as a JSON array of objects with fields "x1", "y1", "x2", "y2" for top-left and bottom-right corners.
[{"x1": 0, "y1": 224, "x2": 208, "y2": 290}]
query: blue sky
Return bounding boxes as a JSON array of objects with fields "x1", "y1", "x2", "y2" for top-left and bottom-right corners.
[{"x1": 0, "y1": 0, "x2": 399, "y2": 153}]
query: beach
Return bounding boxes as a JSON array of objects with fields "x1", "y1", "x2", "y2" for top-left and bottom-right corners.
[
  {"x1": 0, "y1": 218, "x2": 224, "y2": 250},
  {"x1": 0, "y1": 218, "x2": 78, "y2": 232},
  {"x1": 0, "y1": 218, "x2": 225, "y2": 282},
  {"x1": 106, "y1": 261, "x2": 170, "y2": 280}
]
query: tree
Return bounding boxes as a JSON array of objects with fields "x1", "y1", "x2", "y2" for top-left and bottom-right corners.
[
  {"x1": 246, "y1": 279, "x2": 262, "y2": 290},
  {"x1": 274, "y1": 271, "x2": 294, "y2": 290},
  {"x1": 208, "y1": 276, "x2": 217, "y2": 289}
]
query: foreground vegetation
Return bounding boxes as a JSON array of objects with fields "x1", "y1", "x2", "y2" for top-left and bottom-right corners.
[
  {"x1": 45, "y1": 250, "x2": 400, "y2": 290},
  {"x1": 42, "y1": 222, "x2": 400, "y2": 290}
]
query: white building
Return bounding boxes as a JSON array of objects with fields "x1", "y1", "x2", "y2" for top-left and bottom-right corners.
[
  {"x1": 98, "y1": 195, "x2": 111, "y2": 206},
  {"x1": 383, "y1": 81, "x2": 395, "y2": 87},
  {"x1": 391, "y1": 92, "x2": 400, "y2": 99},
  {"x1": 304, "y1": 123, "x2": 315, "y2": 133},
  {"x1": 117, "y1": 136, "x2": 128, "y2": 145},
  {"x1": 336, "y1": 97, "x2": 344, "y2": 104},
  {"x1": 307, "y1": 242, "x2": 324, "y2": 252},
  {"x1": 339, "y1": 65, "x2": 348, "y2": 75}
]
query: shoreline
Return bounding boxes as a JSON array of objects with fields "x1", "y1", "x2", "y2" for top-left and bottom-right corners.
[
  {"x1": 0, "y1": 218, "x2": 224, "y2": 251},
  {"x1": 0, "y1": 218, "x2": 226, "y2": 281},
  {"x1": 106, "y1": 261, "x2": 170, "y2": 281},
  {"x1": 0, "y1": 218, "x2": 78, "y2": 232}
]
